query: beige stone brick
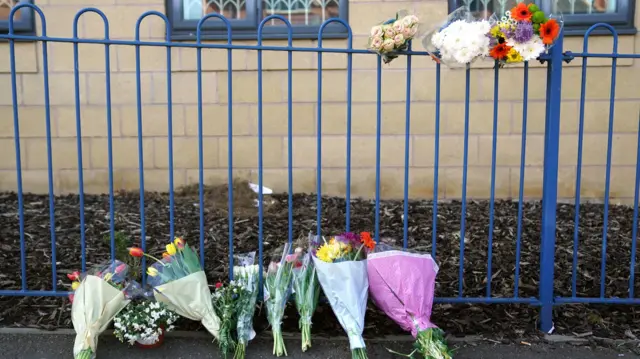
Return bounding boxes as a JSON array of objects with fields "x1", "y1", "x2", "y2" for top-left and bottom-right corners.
[
  {"x1": 82, "y1": 5, "x2": 165, "y2": 40},
  {"x1": 512, "y1": 100, "x2": 579, "y2": 135},
  {"x1": 611, "y1": 134, "x2": 639, "y2": 165},
  {"x1": 120, "y1": 105, "x2": 185, "y2": 137},
  {"x1": 0, "y1": 74, "x2": 22, "y2": 105},
  {"x1": 56, "y1": 169, "x2": 109, "y2": 194},
  {"x1": 322, "y1": 102, "x2": 431, "y2": 136},
  {"x1": 558, "y1": 134, "x2": 579, "y2": 166},
  {"x1": 152, "y1": 72, "x2": 217, "y2": 104},
  {"x1": 26, "y1": 138, "x2": 90, "y2": 170},
  {"x1": 91, "y1": 137, "x2": 154, "y2": 169},
  {"x1": 443, "y1": 167, "x2": 511, "y2": 199},
  {"x1": 49, "y1": 43, "x2": 116, "y2": 72},
  {"x1": 583, "y1": 101, "x2": 640, "y2": 133},
  {"x1": 0, "y1": 169, "x2": 51, "y2": 193},
  {"x1": 259, "y1": 103, "x2": 315, "y2": 136},
  {"x1": 564, "y1": 35, "x2": 635, "y2": 67},
  {"x1": 87, "y1": 72, "x2": 152, "y2": 105},
  {"x1": 22, "y1": 73, "x2": 86, "y2": 106},
  {"x1": 0, "y1": 42, "x2": 38, "y2": 73},
  {"x1": 154, "y1": 136, "x2": 218, "y2": 169},
  {"x1": 472, "y1": 67, "x2": 548, "y2": 102},
  {"x1": 578, "y1": 166, "x2": 638, "y2": 200},
  {"x1": 50, "y1": 0, "x2": 115, "y2": 5},
  {"x1": 351, "y1": 70, "x2": 411, "y2": 103},
  {"x1": 293, "y1": 135, "x2": 408, "y2": 168},
  {"x1": 178, "y1": 47, "x2": 248, "y2": 72},
  {"x1": 218, "y1": 136, "x2": 284, "y2": 168},
  {"x1": 413, "y1": 135, "x2": 478, "y2": 167},
  {"x1": 184, "y1": 104, "x2": 253, "y2": 136},
  {"x1": 0, "y1": 106, "x2": 49, "y2": 138},
  {"x1": 408, "y1": 167, "x2": 447, "y2": 199},
  {"x1": 442, "y1": 101, "x2": 511, "y2": 135},
  {"x1": 252, "y1": 41, "x2": 315, "y2": 71},
  {"x1": 37, "y1": 5, "x2": 79, "y2": 38},
  {"x1": 218, "y1": 71, "x2": 284, "y2": 103},
  {"x1": 116, "y1": 45, "x2": 180, "y2": 72},
  {"x1": 185, "y1": 168, "x2": 251, "y2": 187},
  {"x1": 320, "y1": 168, "x2": 411, "y2": 199},
  {"x1": 478, "y1": 134, "x2": 545, "y2": 167},
  {"x1": 136, "y1": 169, "x2": 187, "y2": 192},
  {"x1": 249, "y1": 168, "x2": 317, "y2": 193},
  {"x1": 0, "y1": 138, "x2": 21, "y2": 169},
  {"x1": 509, "y1": 166, "x2": 543, "y2": 199},
  {"x1": 56, "y1": 106, "x2": 121, "y2": 137},
  {"x1": 348, "y1": 2, "x2": 414, "y2": 35}
]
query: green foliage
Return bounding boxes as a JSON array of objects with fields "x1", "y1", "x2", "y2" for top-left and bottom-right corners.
[
  {"x1": 532, "y1": 11, "x2": 547, "y2": 24},
  {"x1": 104, "y1": 231, "x2": 140, "y2": 280}
]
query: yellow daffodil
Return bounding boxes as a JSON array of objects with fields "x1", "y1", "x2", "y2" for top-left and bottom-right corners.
[
  {"x1": 166, "y1": 243, "x2": 177, "y2": 255},
  {"x1": 71, "y1": 281, "x2": 80, "y2": 290},
  {"x1": 147, "y1": 267, "x2": 159, "y2": 277},
  {"x1": 103, "y1": 273, "x2": 113, "y2": 282}
]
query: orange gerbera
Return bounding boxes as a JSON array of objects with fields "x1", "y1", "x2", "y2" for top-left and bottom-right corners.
[
  {"x1": 511, "y1": 2, "x2": 532, "y2": 22},
  {"x1": 539, "y1": 19, "x2": 560, "y2": 45},
  {"x1": 360, "y1": 232, "x2": 376, "y2": 251},
  {"x1": 490, "y1": 43, "x2": 512, "y2": 60}
]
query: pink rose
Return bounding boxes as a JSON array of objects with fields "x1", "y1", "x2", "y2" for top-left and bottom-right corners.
[
  {"x1": 402, "y1": 26, "x2": 412, "y2": 38},
  {"x1": 267, "y1": 261, "x2": 278, "y2": 274},
  {"x1": 384, "y1": 25, "x2": 395, "y2": 39},
  {"x1": 409, "y1": 26, "x2": 418, "y2": 37},
  {"x1": 393, "y1": 33, "x2": 405, "y2": 46},
  {"x1": 382, "y1": 38, "x2": 395, "y2": 52},
  {"x1": 402, "y1": 16, "x2": 413, "y2": 27},
  {"x1": 370, "y1": 25, "x2": 383, "y2": 37},
  {"x1": 370, "y1": 36, "x2": 383, "y2": 50},
  {"x1": 392, "y1": 20, "x2": 404, "y2": 34},
  {"x1": 285, "y1": 254, "x2": 297, "y2": 263}
]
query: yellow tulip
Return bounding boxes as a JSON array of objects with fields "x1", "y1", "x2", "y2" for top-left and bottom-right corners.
[
  {"x1": 147, "y1": 267, "x2": 159, "y2": 277},
  {"x1": 71, "y1": 281, "x2": 80, "y2": 291},
  {"x1": 174, "y1": 237, "x2": 185, "y2": 250},
  {"x1": 102, "y1": 273, "x2": 113, "y2": 282},
  {"x1": 166, "y1": 243, "x2": 177, "y2": 255}
]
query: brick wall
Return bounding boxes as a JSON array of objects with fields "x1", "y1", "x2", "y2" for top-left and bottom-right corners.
[{"x1": 0, "y1": 0, "x2": 639, "y2": 203}]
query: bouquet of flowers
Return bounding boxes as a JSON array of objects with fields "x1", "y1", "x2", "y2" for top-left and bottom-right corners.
[
  {"x1": 233, "y1": 252, "x2": 260, "y2": 359},
  {"x1": 368, "y1": 243, "x2": 451, "y2": 359},
  {"x1": 130, "y1": 237, "x2": 220, "y2": 340},
  {"x1": 422, "y1": 7, "x2": 496, "y2": 67},
  {"x1": 113, "y1": 300, "x2": 179, "y2": 348},
  {"x1": 312, "y1": 232, "x2": 376, "y2": 359},
  {"x1": 367, "y1": 11, "x2": 420, "y2": 64},
  {"x1": 211, "y1": 280, "x2": 245, "y2": 357},
  {"x1": 488, "y1": 3, "x2": 562, "y2": 66},
  {"x1": 68, "y1": 260, "x2": 131, "y2": 359},
  {"x1": 292, "y1": 238, "x2": 321, "y2": 352},
  {"x1": 264, "y1": 243, "x2": 298, "y2": 356}
]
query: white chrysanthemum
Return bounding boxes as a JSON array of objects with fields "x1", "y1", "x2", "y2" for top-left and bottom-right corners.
[
  {"x1": 512, "y1": 37, "x2": 546, "y2": 61},
  {"x1": 432, "y1": 19, "x2": 492, "y2": 64}
]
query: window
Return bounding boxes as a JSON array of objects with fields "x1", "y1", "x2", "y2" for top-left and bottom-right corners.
[
  {"x1": 448, "y1": 0, "x2": 636, "y2": 35},
  {"x1": 166, "y1": 0, "x2": 348, "y2": 40},
  {"x1": 0, "y1": 0, "x2": 35, "y2": 35}
]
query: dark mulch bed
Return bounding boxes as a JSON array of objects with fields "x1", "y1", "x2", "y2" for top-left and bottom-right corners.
[{"x1": 0, "y1": 181, "x2": 639, "y2": 340}]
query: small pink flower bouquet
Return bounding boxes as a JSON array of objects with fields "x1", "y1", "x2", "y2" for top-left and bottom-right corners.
[
  {"x1": 68, "y1": 260, "x2": 132, "y2": 359},
  {"x1": 367, "y1": 11, "x2": 420, "y2": 64}
]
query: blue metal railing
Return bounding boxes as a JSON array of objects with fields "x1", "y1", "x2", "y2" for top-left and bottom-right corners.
[{"x1": 1, "y1": 3, "x2": 639, "y2": 334}]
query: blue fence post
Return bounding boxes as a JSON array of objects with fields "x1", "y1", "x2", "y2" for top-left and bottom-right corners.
[{"x1": 539, "y1": 31, "x2": 564, "y2": 333}]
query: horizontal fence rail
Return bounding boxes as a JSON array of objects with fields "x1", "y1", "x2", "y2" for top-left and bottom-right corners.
[{"x1": 0, "y1": 3, "x2": 638, "y2": 333}]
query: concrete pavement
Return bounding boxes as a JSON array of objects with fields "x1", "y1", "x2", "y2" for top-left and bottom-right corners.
[{"x1": 0, "y1": 332, "x2": 637, "y2": 359}]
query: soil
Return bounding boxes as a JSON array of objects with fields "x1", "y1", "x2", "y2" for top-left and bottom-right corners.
[{"x1": 0, "y1": 180, "x2": 639, "y2": 340}]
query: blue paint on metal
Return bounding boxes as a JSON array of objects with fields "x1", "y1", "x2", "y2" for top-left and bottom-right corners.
[
  {"x1": 4, "y1": 6, "x2": 639, "y2": 334},
  {"x1": 539, "y1": 31, "x2": 564, "y2": 333},
  {"x1": 432, "y1": 63, "x2": 441, "y2": 259},
  {"x1": 514, "y1": 62, "x2": 529, "y2": 297},
  {"x1": 402, "y1": 42, "x2": 412, "y2": 251},
  {"x1": 458, "y1": 66, "x2": 471, "y2": 297}
]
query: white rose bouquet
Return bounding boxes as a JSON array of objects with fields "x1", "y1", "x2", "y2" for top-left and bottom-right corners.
[{"x1": 367, "y1": 11, "x2": 420, "y2": 64}]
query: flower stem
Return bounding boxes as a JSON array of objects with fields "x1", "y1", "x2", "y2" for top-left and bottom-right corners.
[
  {"x1": 301, "y1": 323, "x2": 312, "y2": 352},
  {"x1": 351, "y1": 347, "x2": 368, "y2": 359},
  {"x1": 272, "y1": 327, "x2": 288, "y2": 356},
  {"x1": 75, "y1": 349, "x2": 94, "y2": 359},
  {"x1": 233, "y1": 342, "x2": 246, "y2": 359}
]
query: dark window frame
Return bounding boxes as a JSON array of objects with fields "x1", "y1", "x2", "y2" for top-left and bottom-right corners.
[
  {"x1": 0, "y1": 0, "x2": 36, "y2": 35},
  {"x1": 166, "y1": 0, "x2": 350, "y2": 41},
  {"x1": 447, "y1": 0, "x2": 636, "y2": 36}
]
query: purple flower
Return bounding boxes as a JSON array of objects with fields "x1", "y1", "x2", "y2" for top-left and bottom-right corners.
[
  {"x1": 502, "y1": 26, "x2": 515, "y2": 39},
  {"x1": 514, "y1": 21, "x2": 534, "y2": 43},
  {"x1": 338, "y1": 232, "x2": 361, "y2": 247}
]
